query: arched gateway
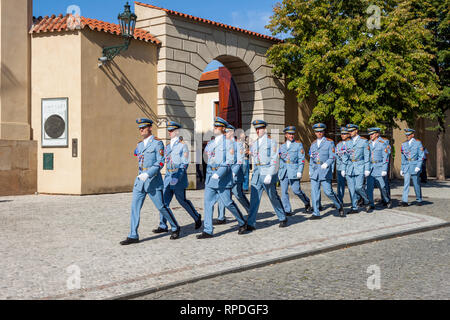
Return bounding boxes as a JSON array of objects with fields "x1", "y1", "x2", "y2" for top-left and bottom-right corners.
[{"x1": 134, "y1": 2, "x2": 286, "y2": 188}]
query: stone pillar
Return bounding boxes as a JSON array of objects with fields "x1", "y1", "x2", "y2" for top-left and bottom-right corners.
[
  {"x1": 0, "y1": 0, "x2": 32, "y2": 140},
  {"x1": 0, "y1": 0, "x2": 36, "y2": 196}
]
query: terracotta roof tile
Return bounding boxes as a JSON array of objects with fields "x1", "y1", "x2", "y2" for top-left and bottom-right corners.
[
  {"x1": 30, "y1": 14, "x2": 161, "y2": 45},
  {"x1": 200, "y1": 69, "x2": 219, "y2": 82},
  {"x1": 134, "y1": 1, "x2": 282, "y2": 43}
]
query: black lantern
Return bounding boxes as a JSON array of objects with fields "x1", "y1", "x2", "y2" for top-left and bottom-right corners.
[
  {"x1": 118, "y1": 2, "x2": 137, "y2": 38},
  {"x1": 99, "y1": 2, "x2": 138, "y2": 65}
]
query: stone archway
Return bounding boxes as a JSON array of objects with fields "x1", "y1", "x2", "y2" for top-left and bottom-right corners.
[{"x1": 135, "y1": 2, "x2": 285, "y2": 187}]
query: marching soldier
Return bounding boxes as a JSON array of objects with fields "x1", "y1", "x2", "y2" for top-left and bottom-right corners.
[
  {"x1": 309, "y1": 124, "x2": 345, "y2": 219},
  {"x1": 245, "y1": 120, "x2": 288, "y2": 232},
  {"x1": 278, "y1": 126, "x2": 312, "y2": 215},
  {"x1": 120, "y1": 118, "x2": 181, "y2": 245},
  {"x1": 342, "y1": 124, "x2": 372, "y2": 214},
  {"x1": 198, "y1": 117, "x2": 248, "y2": 239},
  {"x1": 335, "y1": 127, "x2": 351, "y2": 204},
  {"x1": 400, "y1": 129, "x2": 425, "y2": 206},
  {"x1": 215, "y1": 124, "x2": 250, "y2": 224},
  {"x1": 366, "y1": 128, "x2": 393, "y2": 209},
  {"x1": 153, "y1": 121, "x2": 202, "y2": 234}
]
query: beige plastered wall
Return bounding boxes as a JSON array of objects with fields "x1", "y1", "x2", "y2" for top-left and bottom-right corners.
[
  {"x1": 31, "y1": 29, "x2": 158, "y2": 195},
  {"x1": 0, "y1": 0, "x2": 32, "y2": 140},
  {"x1": 31, "y1": 31, "x2": 82, "y2": 194},
  {"x1": 80, "y1": 29, "x2": 158, "y2": 195},
  {"x1": 195, "y1": 86, "x2": 218, "y2": 142}
]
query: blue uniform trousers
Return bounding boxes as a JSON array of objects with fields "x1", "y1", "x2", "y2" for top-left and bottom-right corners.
[
  {"x1": 217, "y1": 183, "x2": 250, "y2": 221},
  {"x1": 384, "y1": 176, "x2": 391, "y2": 198},
  {"x1": 129, "y1": 188, "x2": 179, "y2": 239},
  {"x1": 247, "y1": 182, "x2": 287, "y2": 228},
  {"x1": 346, "y1": 175, "x2": 370, "y2": 210},
  {"x1": 367, "y1": 175, "x2": 390, "y2": 205},
  {"x1": 403, "y1": 173, "x2": 422, "y2": 203},
  {"x1": 204, "y1": 186, "x2": 246, "y2": 235},
  {"x1": 159, "y1": 187, "x2": 200, "y2": 229},
  {"x1": 242, "y1": 159, "x2": 250, "y2": 191},
  {"x1": 336, "y1": 173, "x2": 347, "y2": 204},
  {"x1": 311, "y1": 179, "x2": 342, "y2": 216},
  {"x1": 280, "y1": 177, "x2": 310, "y2": 213}
]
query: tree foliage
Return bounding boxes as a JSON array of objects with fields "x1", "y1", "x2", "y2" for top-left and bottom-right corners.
[
  {"x1": 412, "y1": 0, "x2": 450, "y2": 131},
  {"x1": 266, "y1": 0, "x2": 441, "y2": 130}
]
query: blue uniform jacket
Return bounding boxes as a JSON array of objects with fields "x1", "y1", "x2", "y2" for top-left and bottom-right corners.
[
  {"x1": 401, "y1": 139, "x2": 425, "y2": 174},
  {"x1": 309, "y1": 138, "x2": 336, "y2": 181},
  {"x1": 133, "y1": 136, "x2": 165, "y2": 192},
  {"x1": 369, "y1": 137, "x2": 390, "y2": 176},
  {"x1": 231, "y1": 140, "x2": 245, "y2": 184},
  {"x1": 344, "y1": 136, "x2": 370, "y2": 176},
  {"x1": 205, "y1": 135, "x2": 235, "y2": 189},
  {"x1": 250, "y1": 134, "x2": 280, "y2": 185},
  {"x1": 163, "y1": 139, "x2": 190, "y2": 189},
  {"x1": 278, "y1": 141, "x2": 306, "y2": 180},
  {"x1": 336, "y1": 140, "x2": 350, "y2": 172}
]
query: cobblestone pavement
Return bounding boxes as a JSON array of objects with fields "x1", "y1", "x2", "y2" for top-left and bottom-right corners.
[
  {"x1": 136, "y1": 227, "x2": 450, "y2": 300},
  {"x1": 0, "y1": 180, "x2": 447, "y2": 300}
]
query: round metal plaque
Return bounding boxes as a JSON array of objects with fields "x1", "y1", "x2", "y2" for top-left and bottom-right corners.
[{"x1": 44, "y1": 115, "x2": 66, "y2": 139}]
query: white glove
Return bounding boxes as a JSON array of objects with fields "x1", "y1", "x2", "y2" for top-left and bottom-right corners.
[
  {"x1": 297, "y1": 172, "x2": 302, "y2": 179},
  {"x1": 381, "y1": 171, "x2": 387, "y2": 177},
  {"x1": 341, "y1": 171, "x2": 346, "y2": 178},
  {"x1": 264, "y1": 175, "x2": 272, "y2": 185},
  {"x1": 233, "y1": 173, "x2": 236, "y2": 179},
  {"x1": 365, "y1": 171, "x2": 370, "y2": 177},
  {"x1": 415, "y1": 167, "x2": 421, "y2": 173},
  {"x1": 400, "y1": 171, "x2": 404, "y2": 177},
  {"x1": 138, "y1": 173, "x2": 149, "y2": 182},
  {"x1": 321, "y1": 163, "x2": 328, "y2": 170},
  {"x1": 212, "y1": 173, "x2": 220, "y2": 180},
  {"x1": 170, "y1": 178, "x2": 179, "y2": 186}
]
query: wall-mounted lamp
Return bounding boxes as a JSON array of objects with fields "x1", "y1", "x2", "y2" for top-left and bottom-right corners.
[{"x1": 98, "y1": 2, "x2": 137, "y2": 67}]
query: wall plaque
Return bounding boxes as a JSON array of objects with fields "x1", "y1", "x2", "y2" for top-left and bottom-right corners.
[{"x1": 42, "y1": 98, "x2": 68, "y2": 147}]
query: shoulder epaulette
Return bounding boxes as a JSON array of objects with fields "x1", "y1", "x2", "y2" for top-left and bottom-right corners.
[
  {"x1": 360, "y1": 137, "x2": 367, "y2": 140},
  {"x1": 326, "y1": 138, "x2": 333, "y2": 142},
  {"x1": 416, "y1": 139, "x2": 421, "y2": 142},
  {"x1": 295, "y1": 140, "x2": 301, "y2": 143},
  {"x1": 154, "y1": 137, "x2": 161, "y2": 141}
]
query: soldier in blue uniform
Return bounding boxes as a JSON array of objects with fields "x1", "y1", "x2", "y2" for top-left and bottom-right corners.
[
  {"x1": 309, "y1": 124, "x2": 345, "y2": 219},
  {"x1": 120, "y1": 118, "x2": 181, "y2": 245},
  {"x1": 366, "y1": 128, "x2": 392, "y2": 209},
  {"x1": 341, "y1": 124, "x2": 372, "y2": 214},
  {"x1": 400, "y1": 129, "x2": 425, "y2": 206},
  {"x1": 197, "y1": 117, "x2": 248, "y2": 239},
  {"x1": 244, "y1": 120, "x2": 288, "y2": 232},
  {"x1": 335, "y1": 127, "x2": 351, "y2": 204},
  {"x1": 215, "y1": 124, "x2": 250, "y2": 224},
  {"x1": 278, "y1": 126, "x2": 312, "y2": 215},
  {"x1": 153, "y1": 121, "x2": 202, "y2": 234}
]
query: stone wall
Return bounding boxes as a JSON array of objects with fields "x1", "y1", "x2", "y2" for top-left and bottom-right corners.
[{"x1": 0, "y1": 140, "x2": 37, "y2": 196}]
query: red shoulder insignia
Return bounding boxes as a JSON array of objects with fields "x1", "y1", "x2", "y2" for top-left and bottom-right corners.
[{"x1": 327, "y1": 138, "x2": 333, "y2": 142}]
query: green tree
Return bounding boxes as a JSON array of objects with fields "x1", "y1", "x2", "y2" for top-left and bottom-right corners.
[
  {"x1": 266, "y1": 0, "x2": 440, "y2": 132},
  {"x1": 412, "y1": 0, "x2": 449, "y2": 180}
]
